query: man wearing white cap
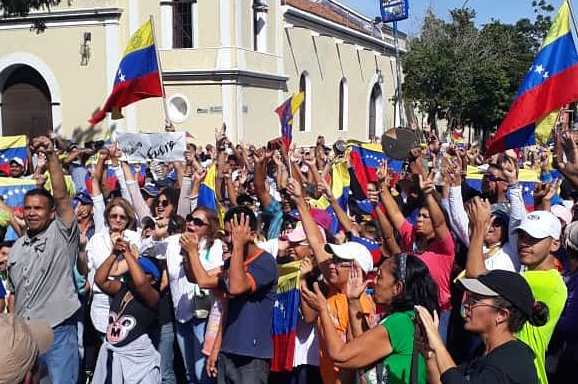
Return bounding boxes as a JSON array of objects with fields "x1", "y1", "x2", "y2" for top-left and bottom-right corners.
[
  {"x1": 466, "y1": 198, "x2": 567, "y2": 384},
  {"x1": 9, "y1": 157, "x2": 25, "y2": 178}
]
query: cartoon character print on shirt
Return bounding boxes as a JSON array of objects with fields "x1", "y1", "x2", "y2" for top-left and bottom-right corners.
[
  {"x1": 106, "y1": 290, "x2": 137, "y2": 344},
  {"x1": 107, "y1": 311, "x2": 137, "y2": 344}
]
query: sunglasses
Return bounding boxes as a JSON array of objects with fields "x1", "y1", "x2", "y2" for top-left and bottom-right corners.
[
  {"x1": 109, "y1": 214, "x2": 127, "y2": 221},
  {"x1": 186, "y1": 215, "x2": 208, "y2": 227},
  {"x1": 331, "y1": 257, "x2": 352, "y2": 268},
  {"x1": 156, "y1": 199, "x2": 170, "y2": 207},
  {"x1": 484, "y1": 174, "x2": 506, "y2": 183}
]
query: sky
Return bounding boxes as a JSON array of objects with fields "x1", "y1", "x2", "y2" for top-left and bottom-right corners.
[{"x1": 339, "y1": 0, "x2": 569, "y2": 35}]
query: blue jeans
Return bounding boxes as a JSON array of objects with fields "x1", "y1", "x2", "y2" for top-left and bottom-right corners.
[
  {"x1": 158, "y1": 322, "x2": 177, "y2": 384},
  {"x1": 40, "y1": 315, "x2": 79, "y2": 384},
  {"x1": 176, "y1": 317, "x2": 213, "y2": 384}
]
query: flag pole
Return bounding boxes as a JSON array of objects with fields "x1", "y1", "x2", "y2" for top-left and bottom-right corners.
[
  {"x1": 567, "y1": 0, "x2": 578, "y2": 35},
  {"x1": 149, "y1": 15, "x2": 171, "y2": 129}
]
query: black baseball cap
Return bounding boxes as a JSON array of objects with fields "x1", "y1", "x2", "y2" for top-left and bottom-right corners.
[{"x1": 460, "y1": 270, "x2": 534, "y2": 319}]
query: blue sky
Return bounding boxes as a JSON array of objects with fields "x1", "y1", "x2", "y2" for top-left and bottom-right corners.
[{"x1": 340, "y1": 0, "x2": 569, "y2": 35}]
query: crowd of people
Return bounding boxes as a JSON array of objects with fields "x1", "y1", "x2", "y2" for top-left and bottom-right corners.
[{"x1": 0, "y1": 124, "x2": 577, "y2": 384}]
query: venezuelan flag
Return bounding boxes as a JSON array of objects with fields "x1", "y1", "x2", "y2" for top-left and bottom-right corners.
[
  {"x1": 198, "y1": 164, "x2": 225, "y2": 227},
  {"x1": 271, "y1": 261, "x2": 301, "y2": 372},
  {"x1": 350, "y1": 234, "x2": 381, "y2": 265},
  {"x1": 348, "y1": 141, "x2": 403, "y2": 197},
  {"x1": 0, "y1": 177, "x2": 38, "y2": 241},
  {"x1": 89, "y1": 20, "x2": 163, "y2": 125},
  {"x1": 0, "y1": 135, "x2": 27, "y2": 176},
  {"x1": 487, "y1": 0, "x2": 578, "y2": 156},
  {"x1": 309, "y1": 160, "x2": 350, "y2": 234},
  {"x1": 275, "y1": 93, "x2": 305, "y2": 149},
  {"x1": 465, "y1": 165, "x2": 539, "y2": 211}
]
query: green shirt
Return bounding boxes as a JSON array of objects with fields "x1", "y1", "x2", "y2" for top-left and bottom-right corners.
[
  {"x1": 362, "y1": 310, "x2": 426, "y2": 384},
  {"x1": 517, "y1": 270, "x2": 568, "y2": 384}
]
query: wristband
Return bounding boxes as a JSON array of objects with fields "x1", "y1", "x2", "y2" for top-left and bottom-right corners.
[{"x1": 508, "y1": 182, "x2": 520, "y2": 189}]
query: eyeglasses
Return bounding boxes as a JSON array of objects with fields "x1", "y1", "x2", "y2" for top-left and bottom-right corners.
[
  {"x1": 156, "y1": 199, "x2": 170, "y2": 207},
  {"x1": 484, "y1": 174, "x2": 506, "y2": 183},
  {"x1": 331, "y1": 257, "x2": 352, "y2": 268},
  {"x1": 109, "y1": 214, "x2": 127, "y2": 221},
  {"x1": 186, "y1": 215, "x2": 208, "y2": 227},
  {"x1": 464, "y1": 294, "x2": 502, "y2": 311}
]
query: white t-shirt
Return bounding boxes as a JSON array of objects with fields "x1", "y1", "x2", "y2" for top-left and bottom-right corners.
[
  {"x1": 165, "y1": 235, "x2": 224, "y2": 323},
  {"x1": 86, "y1": 229, "x2": 141, "y2": 333},
  {"x1": 483, "y1": 245, "x2": 516, "y2": 272}
]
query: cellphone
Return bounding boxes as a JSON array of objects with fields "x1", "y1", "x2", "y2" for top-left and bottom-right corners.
[{"x1": 267, "y1": 138, "x2": 281, "y2": 151}]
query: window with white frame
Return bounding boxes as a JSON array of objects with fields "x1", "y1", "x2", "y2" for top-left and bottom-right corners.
[
  {"x1": 252, "y1": 0, "x2": 268, "y2": 52},
  {"x1": 173, "y1": 0, "x2": 195, "y2": 48}
]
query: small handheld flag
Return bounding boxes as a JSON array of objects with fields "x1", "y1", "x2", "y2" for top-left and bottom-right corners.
[
  {"x1": 486, "y1": 0, "x2": 578, "y2": 156},
  {"x1": 275, "y1": 93, "x2": 305, "y2": 149},
  {"x1": 89, "y1": 20, "x2": 163, "y2": 125}
]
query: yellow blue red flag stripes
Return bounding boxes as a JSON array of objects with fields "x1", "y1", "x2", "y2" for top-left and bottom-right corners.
[
  {"x1": 275, "y1": 93, "x2": 305, "y2": 149},
  {"x1": 198, "y1": 164, "x2": 225, "y2": 227},
  {"x1": 271, "y1": 261, "x2": 301, "y2": 372},
  {"x1": 487, "y1": 0, "x2": 578, "y2": 156},
  {"x1": 0, "y1": 135, "x2": 27, "y2": 175},
  {"x1": 89, "y1": 20, "x2": 163, "y2": 125},
  {"x1": 465, "y1": 165, "x2": 539, "y2": 210},
  {"x1": 0, "y1": 177, "x2": 38, "y2": 241}
]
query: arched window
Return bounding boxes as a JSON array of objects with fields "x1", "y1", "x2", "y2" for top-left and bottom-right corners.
[
  {"x1": 368, "y1": 83, "x2": 383, "y2": 140},
  {"x1": 298, "y1": 71, "x2": 311, "y2": 132},
  {"x1": 253, "y1": 0, "x2": 268, "y2": 52},
  {"x1": 338, "y1": 78, "x2": 348, "y2": 131}
]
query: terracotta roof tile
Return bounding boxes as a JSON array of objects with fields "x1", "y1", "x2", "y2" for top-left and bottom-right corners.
[{"x1": 284, "y1": 0, "x2": 372, "y2": 35}]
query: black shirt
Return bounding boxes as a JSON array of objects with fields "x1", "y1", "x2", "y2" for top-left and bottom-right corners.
[
  {"x1": 442, "y1": 340, "x2": 537, "y2": 384},
  {"x1": 106, "y1": 284, "x2": 157, "y2": 348}
]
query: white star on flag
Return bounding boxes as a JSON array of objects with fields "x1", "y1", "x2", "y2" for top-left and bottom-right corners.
[
  {"x1": 543, "y1": 71, "x2": 549, "y2": 79},
  {"x1": 534, "y1": 65, "x2": 545, "y2": 74},
  {"x1": 118, "y1": 69, "x2": 126, "y2": 82}
]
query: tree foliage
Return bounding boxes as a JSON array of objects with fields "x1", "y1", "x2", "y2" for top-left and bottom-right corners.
[
  {"x1": 0, "y1": 0, "x2": 65, "y2": 17},
  {"x1": 402, "y1": 1, "x2": 554, "y2": 136}
]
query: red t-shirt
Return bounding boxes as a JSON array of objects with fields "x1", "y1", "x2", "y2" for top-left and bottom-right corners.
[{"x1": 399, "y1": 220, "x2": 455, "y2": 310}]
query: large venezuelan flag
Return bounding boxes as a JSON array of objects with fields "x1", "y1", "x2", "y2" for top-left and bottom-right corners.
[
  {"x1": 486, "y1": 0, "x2": 578, "y2": 156},
  {"x1": 0, "y1": 177, "x2": 38, "y2": 241},
  {"x1": 198, "y1": 164, "x2": 225, "y2": 227},
  {"x1": 271, "y1": 260, "x2": 301, "y2": 372},
  {"x1": 275, "y1": 93, "x2": 305, "y2": 149},
  {"x1": 89, "y1": 20, "x2": 163, "y2": 125},
  {"x1": 0, "y1": 135, "x2": 27, "y2": 175}
]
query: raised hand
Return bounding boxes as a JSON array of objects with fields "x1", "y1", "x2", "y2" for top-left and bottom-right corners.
[
  {"x1": 465, "y1": 196, "x2": 491, "y2": 230},
  {"x1": 415, "y1": 305, "x2": 443, "y2": 354},
  {"x1": 300, "y1": 281, "x2": 327, "y2": 313},
  {"x1": 179, "y1": 232, "x2": 199, "y2": 254},
  {"x1": 287, "y1": 177, "x2": 304, "y2": 201},
  {"x1": 230, "y1": 213, "x2": 254, "y2": 249},
  {"x1": 31, "y1": 136, "x2": 55, "y2": 155},
  {"x1": 317, "y1": 178, "x2": 334, "y2": 200},
  {"x1": 498, "y1": 155, "x2": 518, "y2": 184},
  {"x1": 345, "y1": 262, "x2": 369, "y2": 301},
  {"x1": 299, "y1": 256, "x2": 314, "y2": 277},
  {"x1": 419, "y1": 170, "x2": 436, "y2": 195}
]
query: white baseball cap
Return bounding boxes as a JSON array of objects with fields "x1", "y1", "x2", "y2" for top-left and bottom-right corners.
[
  {"x1": 325, "y1": 242, "x2": 373, "y2": 274},
  {"x1": 515, "y1": 210, "x2": 561, "y2": 240}
]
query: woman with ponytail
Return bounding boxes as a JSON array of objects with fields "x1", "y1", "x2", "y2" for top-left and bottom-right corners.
[{"x1": 415, "y1": 269, "x2": 548, "y2": 384}]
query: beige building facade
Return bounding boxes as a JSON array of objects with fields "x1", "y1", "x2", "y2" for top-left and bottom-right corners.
[{"x1": 0, "y1": 0, "x2": 407, "y2": 146}]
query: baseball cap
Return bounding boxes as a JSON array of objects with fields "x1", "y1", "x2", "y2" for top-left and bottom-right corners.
[
  {"x1": 551, "y1": 204, "x2": 572, "y2": 227},
  {"x1": 460, "y1": 270, "x2": 535, "y2": 319},
  {"x1": 515, "y1": 210, "x2": 561, "y2": 240},
  {"x1": 10, "y1": 157, "x2": 24, "y2": 167},
  {"x1": 138, "y1": 257, "x2": 160, "y2": 281},
  {"x1": 0, "y1": 314, "x2": 53, "y2": 384},
  {"x1": 285, "y1": 225, "x2": 326, "y2": 243},
  {"x1": 490, "y1": 205, "x2": 509, "y2": 226},
  {"x1": 73, "y1": 190, "x2": 93, "y2": 206},
  {"x1": 290, "y1": 208, "x2": 332, "y2": 233},
  {"x1": 141, "y1": 183, "x2": 160, "y2": 198},
  {"x1": 324, "y1": 242, "x2": 373, "y2": 274}
]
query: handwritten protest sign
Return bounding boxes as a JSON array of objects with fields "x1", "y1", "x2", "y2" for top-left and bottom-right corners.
[{"x1": 117, "y1": 133, "x2": 186, "y2": 162}]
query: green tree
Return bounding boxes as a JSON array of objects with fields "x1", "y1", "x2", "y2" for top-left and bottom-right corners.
[
  {"x1": 1, "y1": 0, "x2": 65, "y2": 17},
  {"x1": 402, "y1": 1, "x2": 554, "y2": 138}
]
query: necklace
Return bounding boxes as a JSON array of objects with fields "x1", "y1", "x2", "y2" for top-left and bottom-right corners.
[{"x1": 116, "y1": 289, "x2": 134, "y2": 318}]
